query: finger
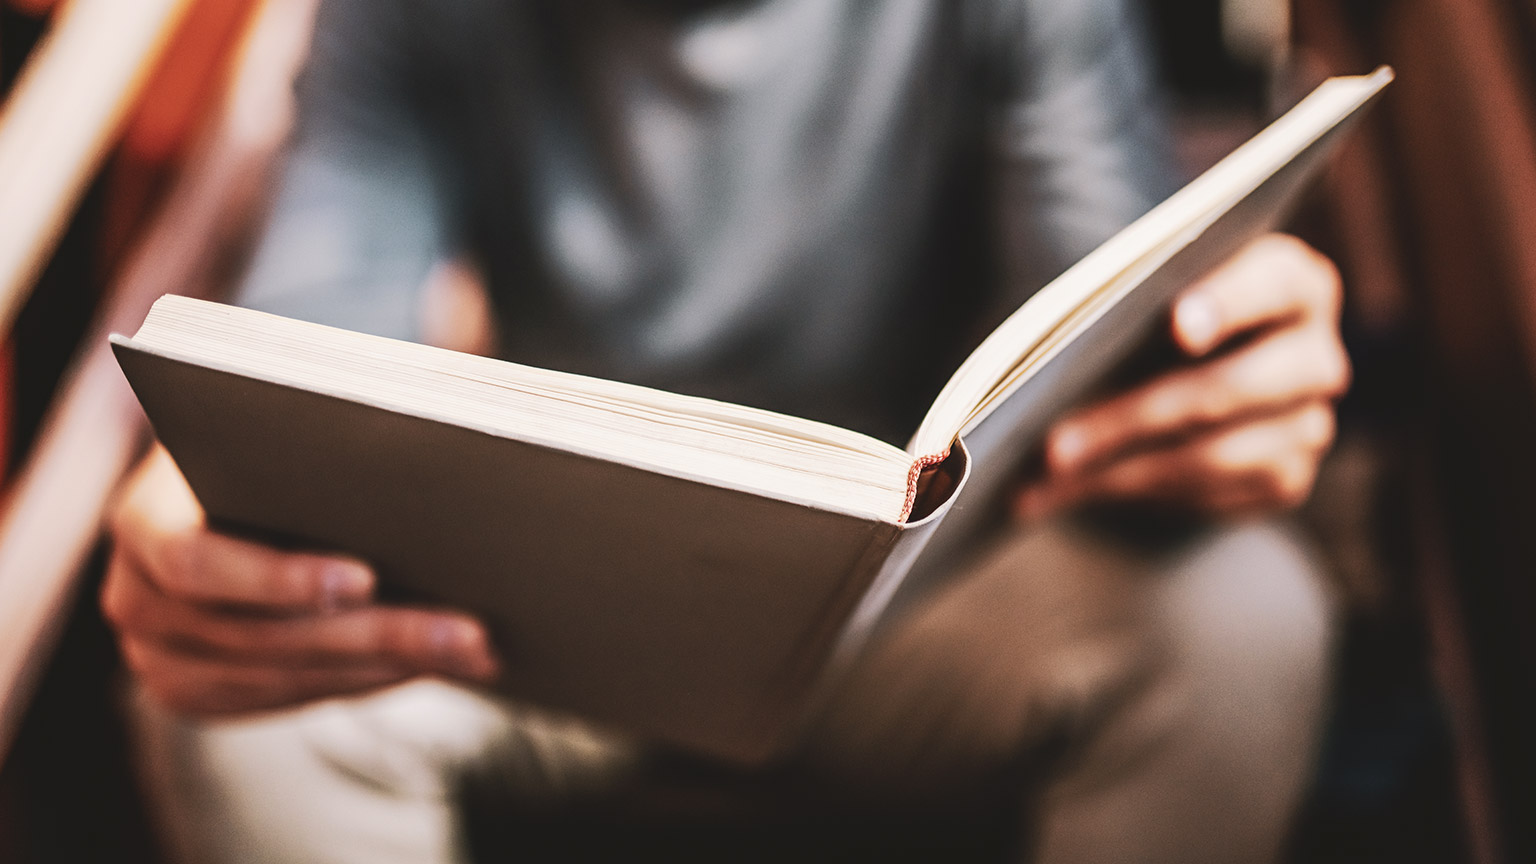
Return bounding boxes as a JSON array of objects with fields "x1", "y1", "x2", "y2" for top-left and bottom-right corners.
[
  {"x1": 1011, "y1": 478, "x2": 1070, "y2": 523},
  {"x1": 122, "y1": 637, "x2": 416, "y2": 717},
  {"x1": 192, "y1": 609, "x2": 500, "y2": 681},
  {"x1": 1172, "y1": 234, "x2": 1342, "y2": 356},
  {"x1": 102, "y1": 555, "x2": 498, "y2": 679},
  {"x1": 1044, "y1": 327, "x2": 1348, "y2": 473},
  {"x1": 1026, "y1": 403, "x2": 1334, "y2": 516},
  {"x1": 111, "y1": 447, "x2": 373, "y2": 611}
]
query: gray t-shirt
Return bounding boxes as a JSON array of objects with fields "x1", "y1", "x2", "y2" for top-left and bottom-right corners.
[{"x1": 238, "y1": 0, "x2": 1172, "y2": 444}]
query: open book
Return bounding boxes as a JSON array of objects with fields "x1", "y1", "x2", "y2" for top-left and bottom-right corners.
[{"x1": 112, "y1": 68, "x2": 1391, "y2": 762}]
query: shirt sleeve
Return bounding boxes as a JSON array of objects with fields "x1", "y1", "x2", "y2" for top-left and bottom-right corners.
[
  {"x1": 232, "y1": 0, "x2": 452, "y2": 342},
  {"x1": 986, "y1": 0, "x2": 1177, "y2": 302}
]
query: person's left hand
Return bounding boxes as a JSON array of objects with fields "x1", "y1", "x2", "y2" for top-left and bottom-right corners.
[{"x1": 1013, "y1": 233, "x2": 1349, "y2": 520}]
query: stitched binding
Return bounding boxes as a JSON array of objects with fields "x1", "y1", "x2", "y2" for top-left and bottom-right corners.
[{"x1": 899, "y1": 449, "x2": 951, "y2": 523}]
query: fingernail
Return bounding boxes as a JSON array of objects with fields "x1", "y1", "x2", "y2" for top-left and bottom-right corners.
[
  {"x1": 1049, "y1": 427, "x2": 1089, "y2": 472},
  {"x1": 429, "y1": 619, "x2": 497, "y2": 679},
  {"x1": 1175, "y1": 294, "x2": 1219, "y2": 354},
  {"x1": 321, "y1": 561, "x2": 372, "y2": 611}
]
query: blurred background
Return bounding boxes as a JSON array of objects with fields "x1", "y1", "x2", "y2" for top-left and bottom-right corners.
[{"x1": 0, "y1": 0, "x2": 1530, "y2": 861}]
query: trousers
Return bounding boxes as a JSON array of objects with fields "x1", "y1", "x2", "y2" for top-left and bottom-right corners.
[{"x1": 130, "y1": 516, "x2": 1335, "y2": 863}]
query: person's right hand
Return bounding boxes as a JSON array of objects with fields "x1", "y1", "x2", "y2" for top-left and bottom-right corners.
[{"x1": 102, "y1": 445, "x2": 500, "y2": 717}]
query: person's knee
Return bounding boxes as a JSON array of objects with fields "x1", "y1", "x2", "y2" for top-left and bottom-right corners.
[
  {"x1": 1155, "y1": 520, "x2": 1337, "y2": 717},
  {"x1": 1025, "y1": 522, "x2": 1337, "y2": 864},
  {"x1": 1075, "y1": 516, "x2": 1342, "y2": 825}
]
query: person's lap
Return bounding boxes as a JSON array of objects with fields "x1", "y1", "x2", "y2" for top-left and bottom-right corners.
[{"x1": 130, "y1": 515, "x2": 1335, "y2": 864}]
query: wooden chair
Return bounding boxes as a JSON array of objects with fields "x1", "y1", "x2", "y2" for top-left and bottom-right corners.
[
  {"x1": 0, "y1": 0, "x2": 317, "y2": 777},
  {"x1": 1292, "y1": 2, "x2": 1536, "y2": 861}
]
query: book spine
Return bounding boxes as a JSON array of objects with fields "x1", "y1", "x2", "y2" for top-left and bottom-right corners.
[{"x1": 761, "y1": 520, "x2": 902, "y2": 757}]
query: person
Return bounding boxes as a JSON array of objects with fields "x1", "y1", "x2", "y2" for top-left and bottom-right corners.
[{"x1": 102, "y1": 1, "x2": 1349, "y2": 861}]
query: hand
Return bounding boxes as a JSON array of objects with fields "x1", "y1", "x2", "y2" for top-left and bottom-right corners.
[
  {"x1": 102, "y1": 445, "x2": 500, "y2": 717},
  {"x1": 1013, "y1": 234, "x2": 1348, "y2": 519}
]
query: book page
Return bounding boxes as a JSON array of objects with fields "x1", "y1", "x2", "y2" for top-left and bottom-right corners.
[{"x1": 907, "y1": 67, "x2": 1393, "y2": 459}]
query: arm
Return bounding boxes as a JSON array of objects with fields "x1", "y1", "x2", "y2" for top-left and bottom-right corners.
[
  {"x1": 989, "y1": 0, "x2": 1176, "y2": 299},
  {"x1": 234, "y1": 0, "x2": 451, "y2": 339},
  {"x1": 102, "y1": 0, "x2": 493, "y2": 716}
]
